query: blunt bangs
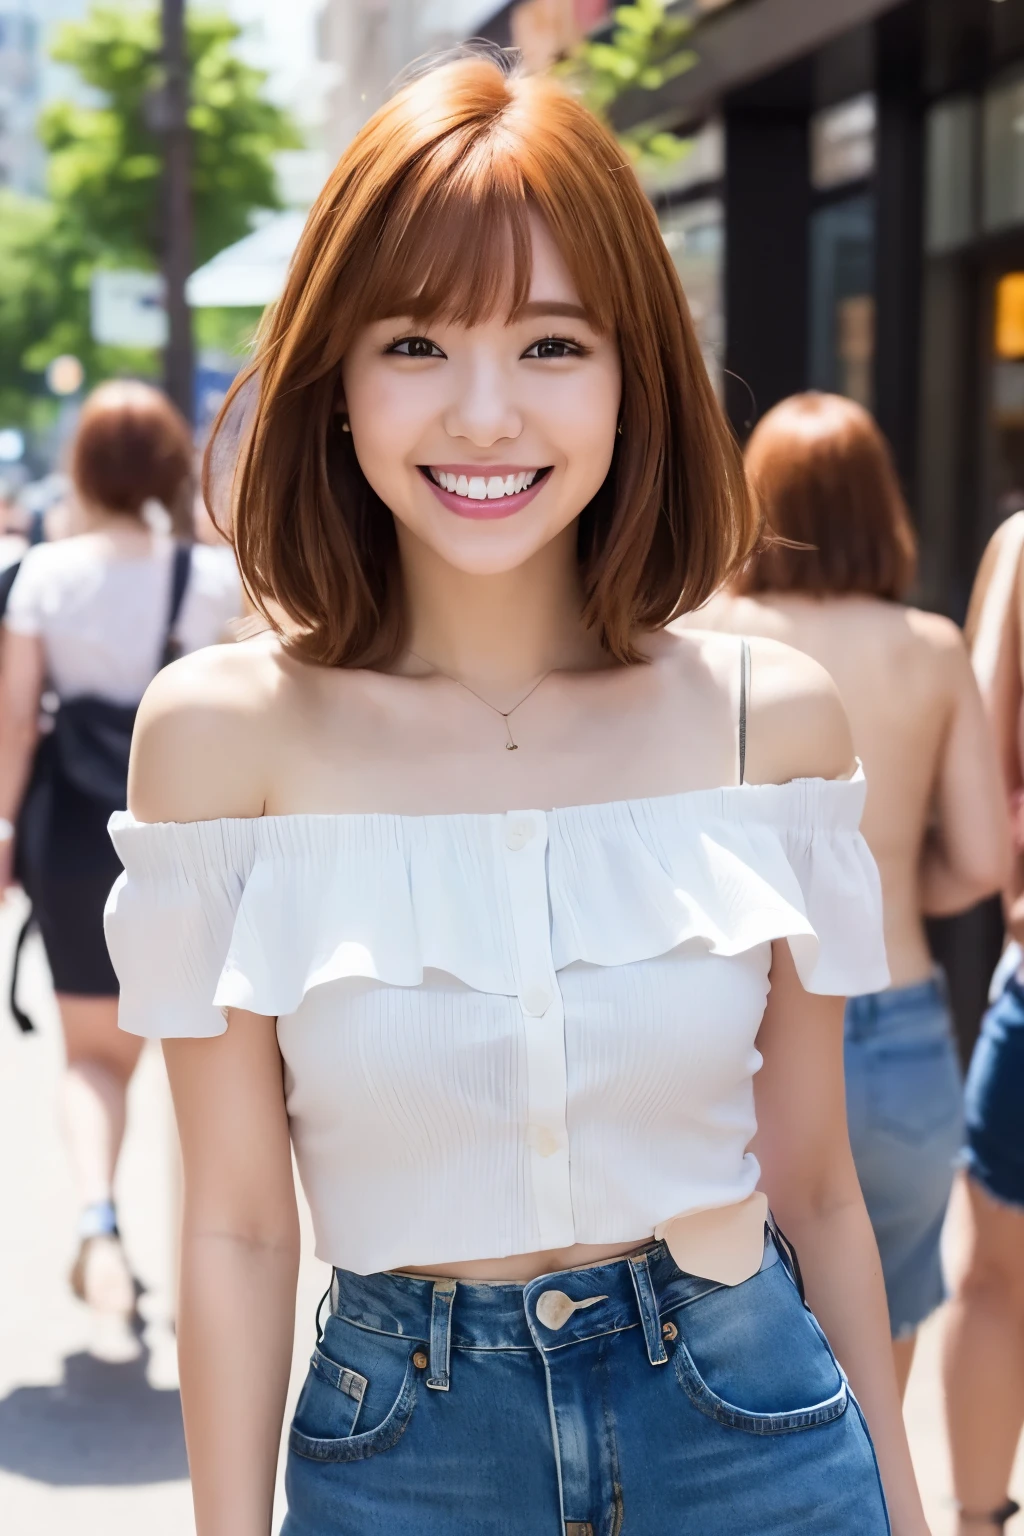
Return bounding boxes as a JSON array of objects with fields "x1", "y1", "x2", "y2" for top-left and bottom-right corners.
[{"x1": 208, "y1": 53, "x2": 755, "y2": 668}]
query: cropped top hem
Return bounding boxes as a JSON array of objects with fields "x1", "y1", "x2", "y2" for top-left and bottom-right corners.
[{"x1": 104, "y1": 769, "x2": 888, "y2": 1276}]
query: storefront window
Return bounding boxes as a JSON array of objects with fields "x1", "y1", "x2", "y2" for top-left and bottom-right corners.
[
  {"x1": 925, "y1": 96, "x2": 976, "y2": 253},
  {"x1": 660, "y1": 198, "x2": 725, "y2": 394},
  {"x1": 809, "y1": 194, "x2": 875, "y2": 410},
  {"x1": 810, "y1": 94, "x2": 876, "y2": 192},
  {"x1": 983, "y1": 70, "x2": 1024, "y2": 231}
]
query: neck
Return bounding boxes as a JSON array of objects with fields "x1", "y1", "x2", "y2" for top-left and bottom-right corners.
[{"x1": 398, "y1": 522, "x2": 604, "y2": 686}]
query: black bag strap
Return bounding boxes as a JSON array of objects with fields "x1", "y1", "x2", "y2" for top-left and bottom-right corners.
[
  {"x1": 160, "y1": 543, "x2": 192, "y2": 670},
  {"x1": 9, "y1": 910, "x2": 36, "y2": 1034}
]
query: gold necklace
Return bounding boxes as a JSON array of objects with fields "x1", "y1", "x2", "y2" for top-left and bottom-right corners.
[{"x1": 408, "y1": 652, "x2": 551, "y2": 751}]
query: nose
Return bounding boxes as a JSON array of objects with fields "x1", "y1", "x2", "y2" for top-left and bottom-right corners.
[{"x1": 442, "y1": 352, "x2": 522, "y2": 448}]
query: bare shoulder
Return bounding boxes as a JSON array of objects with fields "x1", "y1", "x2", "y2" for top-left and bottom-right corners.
[
  {"x1": 904, "y1": 606, "x2": 974, "y2": 701},
  {"x1": 904, "y1": 605, "x2": 966, "y2": 655},
  {"x1": 128, "y1": 633, "x2": 285, "y2": 824},
  {"x1": 744, "y1": 635, "x2": 854, "y2": 785}
]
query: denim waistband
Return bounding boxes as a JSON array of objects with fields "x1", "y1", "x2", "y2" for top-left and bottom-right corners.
[
  {"x1": 845, "y1": 969, "x2": 949, "y2": 1037},
  {"x1": 326, "y1": 1232, "x2": 781, "y2": 1392}
]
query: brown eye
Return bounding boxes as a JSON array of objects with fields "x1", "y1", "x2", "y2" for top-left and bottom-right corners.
[
  {"x1": 387, "y1": 336, "x2": 445, "y2": 359},
  {"x1": 523, "y1": 337, "x2": 581, "y2": 360}
]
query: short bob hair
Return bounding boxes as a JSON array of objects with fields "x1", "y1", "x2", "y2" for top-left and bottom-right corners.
[
  {"x1": 736, "y1": 392, "x2": 917, "y2": 602},
  {"x1": 72, "y1": 381, "x2": 193, "y2": 520},
  {"x1": 208, "y1": 54, "x2": 755, "y2": 668}
]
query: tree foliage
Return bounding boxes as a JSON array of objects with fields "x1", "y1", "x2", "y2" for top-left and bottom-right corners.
[
  {"x1": 556, "y1": 0, "x2": 696, "y2": 162},
  {"x1": 9, "y1": 4, "x2": 301, "y2": 392}
]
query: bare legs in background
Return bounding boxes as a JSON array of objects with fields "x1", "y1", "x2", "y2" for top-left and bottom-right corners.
[
  {"x1": 943, "y1": 1173, "x2": 1024, "y2": 1535},
  {"x1": 58, "y1": 993, "x2": 143, "y2": 1315}
]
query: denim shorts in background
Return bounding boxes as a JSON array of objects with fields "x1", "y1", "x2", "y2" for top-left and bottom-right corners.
[
  {"x1": 963, "y1": 972, "x2": 1024, "y2": 1210},
  {"x1": 282, "y1": 1231, "x2": 889, "y2": 1536},
  {"x1": 844, "y1": 973, "x2": 964, "y2": 1339}
]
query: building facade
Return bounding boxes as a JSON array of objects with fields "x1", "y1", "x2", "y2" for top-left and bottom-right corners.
[{"x1": 317, "y1": 0, "x2": 507, "y2": 163}]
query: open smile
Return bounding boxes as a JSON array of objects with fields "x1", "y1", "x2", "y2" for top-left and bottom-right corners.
[{"x1": 419, "y1": 465, "x2": 553, "y2": 520}]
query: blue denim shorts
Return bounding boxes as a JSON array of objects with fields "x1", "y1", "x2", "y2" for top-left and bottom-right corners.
[
  {"x1": 844, "y1": 973, "x2": 963, "y2": 1339},
  {"x1": 282, "y1": 1231, "x2": 889, "y2": 1535},
  {"x1": 963, "y1": 973, "x2": 1024, "y2": 1210}
]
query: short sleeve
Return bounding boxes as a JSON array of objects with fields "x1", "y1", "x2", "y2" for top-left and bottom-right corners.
[
  {"x1": 775, "y1": 807, "x2": 891, "y2": 997},
  {"x1": 104, "y1": 814, "x2": 259, "y2": 1037},
  {"x1": 3, "y1": 546, "x2": 47, "y2": 636}
]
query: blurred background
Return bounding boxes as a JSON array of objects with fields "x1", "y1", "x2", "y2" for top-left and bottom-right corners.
[{"x1": 1, "y1": 0, "x2": 1022, "y2": 1532}]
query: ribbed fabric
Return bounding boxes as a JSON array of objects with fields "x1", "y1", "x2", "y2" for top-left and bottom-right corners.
[{"x1": 104, "y1": 769, "x2": 889, "y2": 1274}]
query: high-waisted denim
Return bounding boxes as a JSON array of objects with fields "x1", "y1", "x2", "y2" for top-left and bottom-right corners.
[{"x1": 282, "y1": 1231, "x2": 890, "y2": 1535}]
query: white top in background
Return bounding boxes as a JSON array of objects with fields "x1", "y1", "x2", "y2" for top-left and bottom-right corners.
[
  {"x1": 5, "y1": 536, "x2": 242, "y2": 705},
  {"x1": 105, "y1": 769, "x2": 890, "y2": 1276}
]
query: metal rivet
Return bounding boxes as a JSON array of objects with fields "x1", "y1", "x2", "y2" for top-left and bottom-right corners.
[
  {"x1": 661, "y1": 1321, "x2": 678, "y2": 1341},
  {"x1": 412, "y1": 1350, "x2": 428, "y2": 1369}
]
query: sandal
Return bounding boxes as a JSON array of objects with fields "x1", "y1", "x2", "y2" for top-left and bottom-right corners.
[{"x1": 69, "y1": 1201, "x2": 135, "y2": 1316}]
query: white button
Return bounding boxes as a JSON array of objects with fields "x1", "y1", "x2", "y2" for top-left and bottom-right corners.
[
  {"x1": 521, "y1": 985, "x2": 552, "y2": 1017},
  {"x1": 528, "y1": 1125, "x2": 560, "y2": 1158},
  {"x1": 504, "y1": 818, "x2": 534, "y2": 851}
]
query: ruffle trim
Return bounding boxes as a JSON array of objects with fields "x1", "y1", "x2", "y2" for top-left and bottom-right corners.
[{"x1": 105, "y1": 771, "x2": 889, "y2": 1033}]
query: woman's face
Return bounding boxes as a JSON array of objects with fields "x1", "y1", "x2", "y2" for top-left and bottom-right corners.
[{"x1": 341, "y1": 214, "x2": 621, "y2": 577}]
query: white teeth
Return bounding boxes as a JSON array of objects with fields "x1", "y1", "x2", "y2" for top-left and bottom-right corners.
[{"x1": 431, "y1": 469, "x2": 544, "y2": 499}]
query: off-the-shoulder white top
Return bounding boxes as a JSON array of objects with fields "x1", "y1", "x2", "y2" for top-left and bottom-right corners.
[{"x1": 103, "y1": 770, "x2": 888, "y2": 1276}]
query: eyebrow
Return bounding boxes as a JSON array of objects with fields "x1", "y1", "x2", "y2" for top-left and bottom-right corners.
[{"x1": 516, "y1": 301, "x2": 590, "y2": 321}]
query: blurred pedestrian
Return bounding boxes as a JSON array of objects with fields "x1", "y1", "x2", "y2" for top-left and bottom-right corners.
[
  {"x1": 677, "y1": 392, "x2": 1009, "y2": 1399},
  {"x1": 942, "y1": 512, "x2": 1024, "y2": 1534},
  {"x1": 0, "y1": 381, "x2": 240, "y2": 1318}
]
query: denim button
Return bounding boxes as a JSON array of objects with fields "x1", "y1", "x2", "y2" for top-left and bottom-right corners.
[{"x1": 412, "y1": 1350, "x2": 428, "y2": 1369}]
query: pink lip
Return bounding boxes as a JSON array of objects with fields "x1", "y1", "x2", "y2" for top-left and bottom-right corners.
[{"x1": 419, "y1": 467, "x2": 551, "y2": 521}]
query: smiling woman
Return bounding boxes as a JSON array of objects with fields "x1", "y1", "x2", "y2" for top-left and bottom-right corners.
[
  {"x1": 105, "y1": 47, "x2": 930, "y2": 1536},
  {"x1": 213, "y1": 56, "x2": 751, "y2": 666}
]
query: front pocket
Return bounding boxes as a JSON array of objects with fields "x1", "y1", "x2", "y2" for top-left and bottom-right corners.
[
  {"x1": 288, "y1": 1324, "x2": 420, "y2": 1464},
  {"x1": 670, "y1": 1260, "x2": 848, "y2": 1435}
]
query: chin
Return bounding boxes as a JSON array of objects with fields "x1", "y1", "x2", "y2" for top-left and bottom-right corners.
[{"x1": 401, "y1": 507, "x2": 572, "y2": 578}]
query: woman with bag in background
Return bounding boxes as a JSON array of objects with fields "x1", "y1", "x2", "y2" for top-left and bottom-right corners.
[
  {"x1": 678, "y1": 393, "x2": 1009, "y2": 1403},
  {"x1": 0, "y1": 382, "x2": 240, "y2": 1319}
]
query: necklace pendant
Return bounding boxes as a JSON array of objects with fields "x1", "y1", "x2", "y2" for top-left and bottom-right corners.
[{"x1": 505, "y1": 742, "x2": 518, "y2": 751}]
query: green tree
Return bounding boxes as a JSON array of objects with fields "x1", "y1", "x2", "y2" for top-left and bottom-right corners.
[
  {"x1": 17, "y1": 3, "x2": 301, "y2": 386},
  {"x1": 0, "y1": 192, "x2": 62, "y2": 431},
  {"x1": 556, "y1": 0, "x2": 696, "y2": 162}
]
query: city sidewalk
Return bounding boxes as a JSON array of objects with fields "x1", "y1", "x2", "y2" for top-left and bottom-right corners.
[{"x1": 0, "y1": 892, "x2": 1019, "y2": 1535}]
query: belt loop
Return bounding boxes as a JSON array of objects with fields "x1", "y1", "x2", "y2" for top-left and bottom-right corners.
[
  {"x1": 628, "y1": 1252, "x2": 667, "y2": 1366},
  {"x1": 426, "y1": 1279, "x2": 456, "y2": 1391}
]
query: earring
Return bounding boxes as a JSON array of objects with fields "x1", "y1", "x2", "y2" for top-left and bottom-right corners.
[
  {"x1": 616, "y1": 420, "x2": 623, "y2": 436},
  {"x1": 341, "y1": 417, "x2": 351, "y2": 433}
]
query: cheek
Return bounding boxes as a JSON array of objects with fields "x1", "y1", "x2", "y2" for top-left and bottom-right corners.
[
  {"x1": 545, "y1": 378, "x2": 620, "y2": 490},
  {"x1": 343, "y1": 368, "x2": 429, "y2": 498}
]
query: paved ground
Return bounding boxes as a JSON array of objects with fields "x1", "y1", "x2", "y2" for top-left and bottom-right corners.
[{"x1": 0, "y1": 890, "x2": 1020, "y2": 1534}]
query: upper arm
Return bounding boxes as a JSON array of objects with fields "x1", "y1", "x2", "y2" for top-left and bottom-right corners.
[
  {"x1": 926, "y1": 615, "x2": 1011, "y2": 890},
  {"x1": 164, "y1": 1011, "x2": 299, "y2": 1247},
  {"x1": 0, "y1": 629, "x2": 45, "y2": 729},
  {"x1": 128, "y1": 641, "x2": 271, "y2": 823},
  {"x1": 131, "y1": 642, "x2": 296, "y2": 1240},
  {"x1": 752, "y1": 941, "x2": 857, "y2": 1220},
  {"x1": 742, "y1": 635, "x2": 855, "y2": 786}
]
